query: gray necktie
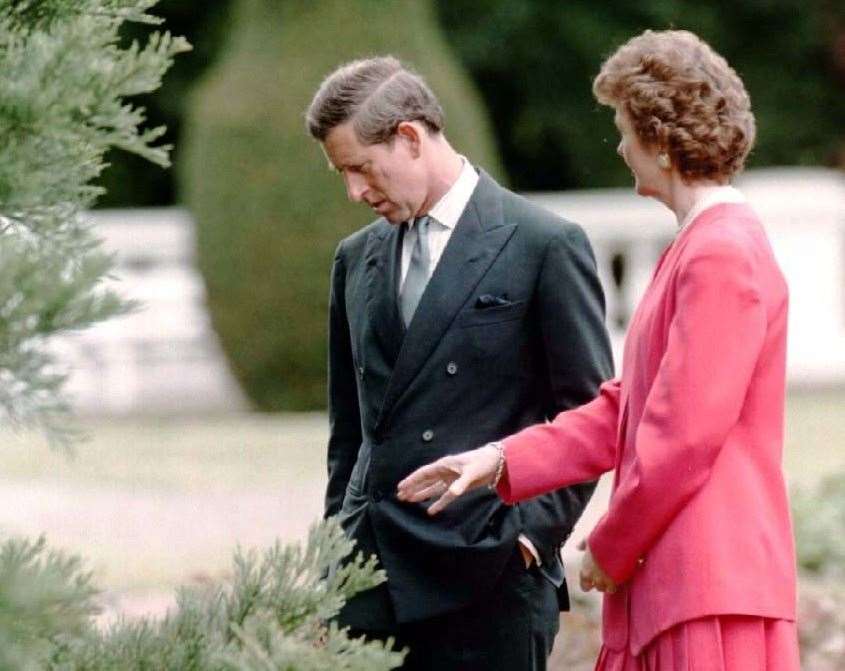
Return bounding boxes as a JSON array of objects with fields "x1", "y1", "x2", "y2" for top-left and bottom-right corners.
[{"x1": 399, "y1": 215, "x2": 431, "y2": 327}]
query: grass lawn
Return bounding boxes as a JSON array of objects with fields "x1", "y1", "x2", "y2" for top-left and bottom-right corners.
[
  {"x1": 0, "y1": 390, "x2": 842, "y2": 622},
  {"x1": 0, "y1": 413, "x2": 328, "y2": 619}
]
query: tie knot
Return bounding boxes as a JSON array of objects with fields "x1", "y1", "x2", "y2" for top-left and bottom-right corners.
[{"x1": 414, "y1": 215, "x2": 430, "y2": 232}]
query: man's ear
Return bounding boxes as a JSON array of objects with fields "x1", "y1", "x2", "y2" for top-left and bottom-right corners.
[{"x1": 395, "y1": 121, "x2": 423, "y2": 158}]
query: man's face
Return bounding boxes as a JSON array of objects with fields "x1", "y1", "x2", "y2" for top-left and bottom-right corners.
[{"x1": 322, "y1": 121, "x2": 426, "y2": 224}]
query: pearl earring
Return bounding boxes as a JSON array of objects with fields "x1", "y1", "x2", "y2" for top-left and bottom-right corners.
[{"x1": 657, "y1": 153, "x2": 671, "y2": 170}]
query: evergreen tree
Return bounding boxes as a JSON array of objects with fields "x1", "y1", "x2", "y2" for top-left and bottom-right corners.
[
  {"x1": 0, "y1": 0, "x2": 189, "y2": 444},
  {"x1": 0, "y1": 3, "x2": 399, "y2": 668},
  {"x1": 0, "y1": 536, "x2": 98, "y2": 669},
  {"x1": 96, "y1": 1, "x2": 234, "y2": 208},
  {"x1": 49, "y1": 520, "x2": 404, "y2": 670}
]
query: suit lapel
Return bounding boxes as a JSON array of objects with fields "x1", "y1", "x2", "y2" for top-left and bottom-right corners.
[
  {"x1": 376, "y1": 173, "x2": 517, "y2": 430},
  {"x1": 363, "y1": 221, "x2": 404, "y2": 366}
]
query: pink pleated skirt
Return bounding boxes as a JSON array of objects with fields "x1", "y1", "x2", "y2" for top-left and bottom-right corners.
[{"x1": 595, "y1": 616, "x2": 799, "y2": 671}]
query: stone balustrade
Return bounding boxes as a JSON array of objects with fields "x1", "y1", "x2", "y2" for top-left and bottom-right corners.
[{"x1": 51, "y1": 168, "x2": 845, "y2": 414}]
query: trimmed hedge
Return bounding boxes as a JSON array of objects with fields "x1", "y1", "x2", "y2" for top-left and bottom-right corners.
[{"x1": 180, "y1": 0, "x2": 503, "y2": 410}]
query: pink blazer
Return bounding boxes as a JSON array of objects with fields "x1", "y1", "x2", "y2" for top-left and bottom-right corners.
[{"x1": 498, "y1": 203, "x2": 796, "y2": 654}]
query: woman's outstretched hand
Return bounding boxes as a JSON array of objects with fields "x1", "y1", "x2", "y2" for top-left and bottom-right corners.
[{"x1": 396, "y1": 444, "x2": 501, "y2": 515}]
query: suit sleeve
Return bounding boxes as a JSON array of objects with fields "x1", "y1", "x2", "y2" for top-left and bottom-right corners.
[
  {"x1": 324, "y1": 243, "x2": 363, "y2": 519},
  {"x1": 588, "y1": 238, "x2": 767, "y2": 583},
  {"x1": 514, "y1": 225, "x2": 616, "y2": 561}
]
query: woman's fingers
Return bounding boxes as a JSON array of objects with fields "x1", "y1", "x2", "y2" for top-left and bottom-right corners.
[
  {"x1": 579, "y1": 545, "x2": 598, "y2": 592},
  {"x1": 577, "y1": 535, "x2": 619, "y2": 593},
  {"x1": 580, "y1": 567, "x2": 614, "y2": 593},
  {"x1": 427, "y1": 471, "x2": 472, "y2": 515},
  {"x1": 411, "y1": 480, "x2": 449, "y2": 502},
  {"x1": 579, "y1": 567, "x2": 618, "y2": 594},
  {"x1": 579, "y1": 568, "x2": 594, "y2": 592},
  {"x1": 398, "y1": 446, "x2": 499, "y2": 511},
  {"x1": 397, "y1": 461, "x2": 452, "y2": 501},
  {"x1": 426, "y1": 490, "x2": 456, "y2": 516},
  {"x1": 594, "y1": 577, "x2": 617, "y2": 594}
]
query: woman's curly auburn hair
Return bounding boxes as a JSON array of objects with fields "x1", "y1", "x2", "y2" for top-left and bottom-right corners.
[{"x1": 593, "y1": 30, "x2": 755, "y2": 182}]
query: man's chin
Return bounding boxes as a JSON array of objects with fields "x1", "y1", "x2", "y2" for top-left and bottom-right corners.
[{"x1": 379, "y1": 209, "x2": 405, "y2": 225}]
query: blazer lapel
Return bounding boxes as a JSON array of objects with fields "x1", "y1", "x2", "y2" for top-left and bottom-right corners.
[
  {"x1": 376, "y1": 173, "x2": 517, "y2": 430},
  {"x1": 617, "y1": 240, "x2": 675, "y2": 418},
  {"x1": 363, "y1": 221, "x2": 404, "y2": 366}
]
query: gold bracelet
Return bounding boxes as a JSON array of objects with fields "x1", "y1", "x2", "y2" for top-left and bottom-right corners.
[{"x1": 487, "y1": 441, "x2": 505, "y2": 490}]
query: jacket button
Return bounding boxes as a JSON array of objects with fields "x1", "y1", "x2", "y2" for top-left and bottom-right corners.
[
  {"x1": 358, "y1": 366, "x2": 364, "y2": 378},
  {"x1": 371, "y1": 489, "x2": 384, "y2": 502},
  {"x1": 422, "y1": 430, "x2": 434, "y2": 442},
  {"x1": 446, "y1": 361, "x2": 458, "y2": 375}
]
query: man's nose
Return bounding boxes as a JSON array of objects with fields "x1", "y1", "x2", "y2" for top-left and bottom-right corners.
[
  {"x1": 616, "y1": 141, "x2": 624, "y2": 157},
  {"x1": 344, "y1": 173, "x2": 368, "y2": 202}
]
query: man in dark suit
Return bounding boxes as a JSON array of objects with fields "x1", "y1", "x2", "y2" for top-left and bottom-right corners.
[{"x1": 306, "y1": 56, "x2": 613, "y2": 670}]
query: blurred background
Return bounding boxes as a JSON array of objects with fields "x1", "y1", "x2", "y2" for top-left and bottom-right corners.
[{"x1": 4, "y1": 1, "x2": 844, "y2": 668}]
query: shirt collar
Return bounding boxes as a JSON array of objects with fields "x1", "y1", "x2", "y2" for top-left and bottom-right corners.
[
  {"x1": 408, "y1": 157, "x2": 479, "y2": 230},
  {"x1": 679, "y1": 185, "x2": 747, "y2": 231}
]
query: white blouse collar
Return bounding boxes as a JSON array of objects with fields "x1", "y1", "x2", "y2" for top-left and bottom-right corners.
[{"x1": 678, "y1": 185, "x2": 746, "y2": 231}]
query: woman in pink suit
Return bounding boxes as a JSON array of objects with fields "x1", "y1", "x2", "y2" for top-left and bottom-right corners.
[{"x1": 397, "y1": 29, "x2": 799, "y2": 670}]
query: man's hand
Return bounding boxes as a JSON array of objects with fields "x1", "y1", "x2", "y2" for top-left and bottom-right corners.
[
  {"x1": 396, "y1": 444, "x2": 501, "y2": 515},
  {"x1": 518, "y1": 542, "x2": 536, "y2": 568},
  {"x1": 577, "y1": 539, "x2": 617, "y2": 594}
]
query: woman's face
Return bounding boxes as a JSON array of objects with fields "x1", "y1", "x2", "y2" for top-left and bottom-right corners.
[{"x1": 614, "y1": 109, "x2": 669, "y2": 202}]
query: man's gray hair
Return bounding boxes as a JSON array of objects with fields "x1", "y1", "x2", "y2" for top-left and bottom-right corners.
[{"x1": 306, "y1": 56, "x2": 444, "y2": 144}]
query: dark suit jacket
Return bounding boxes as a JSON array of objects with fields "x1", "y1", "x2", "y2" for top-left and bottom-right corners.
[{"x1": 326, "y1": 171, "x2": 613, "y2": 628}]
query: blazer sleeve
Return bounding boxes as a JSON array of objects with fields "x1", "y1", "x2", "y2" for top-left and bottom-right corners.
[
  {"x1": 498, "y1": 378, "x2": 621, "y2": 503},
  {"x1": 324, "y1": 243, "x2": 363, "y2": 519},
  {"x1": 588, "y1": 237, "x2": 767, "y2": 584},
  {"x1": 512, "y1": 225, "x2": 616, "y2": 559}
]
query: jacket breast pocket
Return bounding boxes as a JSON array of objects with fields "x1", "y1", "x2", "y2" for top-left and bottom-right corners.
[
  {"x1": 456, "y1": 299, "x2": 529, "y2": 328},
  {"x1": 456, "y1": 300, "x2": 529, "y2": 359}
]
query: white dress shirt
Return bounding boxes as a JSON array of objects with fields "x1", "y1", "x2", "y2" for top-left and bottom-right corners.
[{"x1": 399, "y1": 157, "x2": 479, "y2": 287}]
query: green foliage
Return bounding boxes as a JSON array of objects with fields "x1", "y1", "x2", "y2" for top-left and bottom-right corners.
[
  {"x1": 792, "y1": 471, "x2": 845, "y2": 669},
  {"x1": 0, "y1": 536, "x2": 98, "y2": 670},
  {"x1": 792, "y1": 471, "x2": 845, "y2": 579},
  {"x1": 96, "y1": 1, "x2": 235, "y2": 207},
  {"x1": 0, "y1": 4, "x2": 397, "y2": 670},
  {"x1": 182, "y1": 0, "x2": 503, "y2": 410},
  {"x1": 1, "y1": 0, "x2": 161, "y2": 29},
  {"x1": 48, "y1": 519, "x2": 404, "y2": 670},
  {"x1": 438, "y1": 0, "x2": 845, "y2": 190},
  {"x1": 0, "y1": 0, "x2": 189, "y2": 443}
]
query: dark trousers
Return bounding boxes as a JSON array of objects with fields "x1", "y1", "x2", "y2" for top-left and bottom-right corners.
[{"x1": 350, "y1": 548, "x2": 561, "y2": 671}]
